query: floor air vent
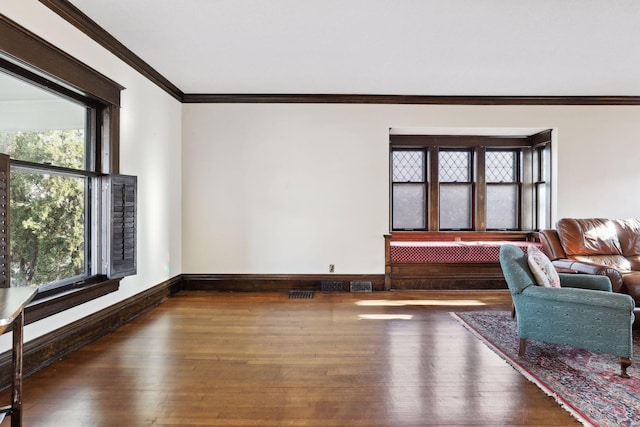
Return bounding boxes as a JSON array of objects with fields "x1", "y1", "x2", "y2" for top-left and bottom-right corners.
[
  {"x1": 321, "y1": 281, "x2": 344, "y2": 292},
  {"x1": 350, "y1": 281, "x2": 372, "y2": 293},
  {"x1": 288, "y1": 290, "x2": 315, "y2": 299}
]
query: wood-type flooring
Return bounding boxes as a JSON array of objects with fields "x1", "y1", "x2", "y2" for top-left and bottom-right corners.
[{"x1": 0, "y1": 291, "x2": 580, "y2": 426}]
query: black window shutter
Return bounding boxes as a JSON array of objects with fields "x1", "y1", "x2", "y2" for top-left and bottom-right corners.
[
  {"x1": 0, "y1": 154, "x2": 8, "y2": 287},
  {"x1": 103, "y1": 174, "x2": 137, "y2": 279}
]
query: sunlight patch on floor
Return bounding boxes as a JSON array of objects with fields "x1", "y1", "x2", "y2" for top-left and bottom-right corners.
[{"x1": 358, "y1": 314, "x2": 414, "y2": 320}]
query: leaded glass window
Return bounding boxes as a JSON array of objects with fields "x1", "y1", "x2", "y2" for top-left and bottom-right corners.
[
  {"x1": 439, "y1": 150, "x2": 472, "y2": 230},
  {"x1": 486, "y1": 150, "x2": 519, "y2": 230},
  {"x1": 390, "y1": 134, "x2": 551, "y2": 232},
  {"x1": 392, "y1": 150, "x2": 426, "y2": 229}
]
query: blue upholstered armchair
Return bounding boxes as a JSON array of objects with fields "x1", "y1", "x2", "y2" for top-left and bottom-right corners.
[{"x1": 499, "y1": 244, "x2": 635, "y2": 378}]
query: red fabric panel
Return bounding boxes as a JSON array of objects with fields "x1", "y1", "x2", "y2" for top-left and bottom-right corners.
[{"x1": 390, "y1": 241, "x2": 541, "y2": 263}]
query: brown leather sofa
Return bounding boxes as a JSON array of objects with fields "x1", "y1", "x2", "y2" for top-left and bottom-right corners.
[{"x1": 539, "y1": 218, "x2": 640, "y2": 308}]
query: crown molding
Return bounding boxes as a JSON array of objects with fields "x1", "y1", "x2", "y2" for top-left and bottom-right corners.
[
  {"x1": 37, "y1": 1, "x2": 640, "y2": 106},
  {"x1": 182, "y1": 93, "x2": 640, "y2": 105},
  {"x1": 38, "y1": 0, "x2": 184, "y2": 102}
]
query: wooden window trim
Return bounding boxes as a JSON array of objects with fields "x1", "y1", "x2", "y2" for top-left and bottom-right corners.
[
  {"x1": 0, "y1": 15, "x2": 123, "y2": 107},
  {"x1": 0, "y1": 14, "x2": 127, "y2": 323}
]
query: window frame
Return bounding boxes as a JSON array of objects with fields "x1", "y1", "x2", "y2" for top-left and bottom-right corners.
[
  {"x1": 390, "y1": 132, "x2": 552, "y2": 232},
  {"x1": 484, "y1": 148, "x2": 522, "y2": 231},
  {"x1": 0, "y1": 14, "x2": 126, "y2": 325},
  {"x1": 437, "y1": 148, "x2": 475, "y2": 231},
  {"x1": 390, "y1": 149, "x2": 428, "y2": 230}
]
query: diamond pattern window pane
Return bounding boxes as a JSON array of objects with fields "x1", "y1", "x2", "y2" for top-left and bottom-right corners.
[
  {"x1": 439, "y1": 183, "x2": 471, "y2": 229},
  {"x1": 486, "y1": 184, "x2": 518, "y2": 229},
  {"x1": 393, "y1": 183, "x2": 425, "y2": 229},
  {"x1": 486, "y1": 151, "x2": 516, "y2": 183},
  {"x1": 439, "y1": 151, "x2": 470, "y2": 182},
  {"x1": 392, "y1": 151, "x2": 424, "y2": 182}
]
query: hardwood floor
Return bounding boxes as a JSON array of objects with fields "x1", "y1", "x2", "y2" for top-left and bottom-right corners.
[{"x1": 0, "y1": 291, "x2": 579, "y2": 426}]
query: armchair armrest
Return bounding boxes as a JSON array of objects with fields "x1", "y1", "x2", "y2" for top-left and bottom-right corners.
[
  {"x1": 552, "y1": 259, "x2": 624, "y2": 292},
  {"x1": 559, "y1": 273, "x2": 612, "y2": 292},
  {"x1": 521, "y1": 285, "x2": 635, "y2": 312}
]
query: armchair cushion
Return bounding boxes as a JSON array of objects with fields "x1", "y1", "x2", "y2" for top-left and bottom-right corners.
[{"x1": 527, "y1": 245, "x2": 560, "y2": 287}]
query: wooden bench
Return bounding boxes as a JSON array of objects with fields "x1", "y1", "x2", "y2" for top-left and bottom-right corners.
[{"x1": 384, "y1": 232, "x2": 541, "y2": 290}]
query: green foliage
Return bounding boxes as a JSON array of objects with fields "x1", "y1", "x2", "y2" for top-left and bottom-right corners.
[{"x1": 3, "y1": 130, "x2": 86, "y2": 287}]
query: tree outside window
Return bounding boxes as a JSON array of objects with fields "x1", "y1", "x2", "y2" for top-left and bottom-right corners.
[{"x1": 0, "y1": 130, "x2": 86, "y2": 287}]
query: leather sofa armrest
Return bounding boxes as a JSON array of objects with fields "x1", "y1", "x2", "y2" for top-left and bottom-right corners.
[
  {"x1": 539, "y1": 229, "x2": 566, "y2": 261},
  {"x1": 551, "y1": 259, "x2": 624, "y2": 293}
]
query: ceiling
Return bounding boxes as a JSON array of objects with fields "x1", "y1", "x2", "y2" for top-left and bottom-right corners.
[{"x1": 61, "y1": 1, "x2": 640, "y2": 96}]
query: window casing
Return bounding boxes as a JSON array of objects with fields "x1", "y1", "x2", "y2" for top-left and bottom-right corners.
[
  {"x1": 390, "y1": 133, "x2": 552, "y2": 232},
  {"x1": 0, "y1": 15, "x2": 135, "y2": 324}
]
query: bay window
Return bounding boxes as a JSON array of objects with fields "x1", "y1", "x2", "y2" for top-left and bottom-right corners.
[{"x1": 390, "y1": 132, "x2": 552, "y2": 232}]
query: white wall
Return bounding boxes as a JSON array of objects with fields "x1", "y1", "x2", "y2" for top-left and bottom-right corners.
[
  {"x1": 182, "y1": 103, "x2": 640, "y2": 275},
  {"x1": 3, "y1": 0, "x2": 640, "y2": 349},
  {"x1": 0, "y1": 0, "x2": 182, "y2": 347}
]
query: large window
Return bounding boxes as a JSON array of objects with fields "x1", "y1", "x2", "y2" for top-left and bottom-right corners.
[
  {"x1": 390, "y1": 133, "x2": 552, "y2": 232},
  {"x1": 0, "y1": 71, "x2": 93, "y2": 289},
  {"x1": 0, "y1": 15, "x2": 136, "y2": 323}
]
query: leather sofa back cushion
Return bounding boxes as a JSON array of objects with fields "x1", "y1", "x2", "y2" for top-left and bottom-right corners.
[
  {"x1": 573, "y1": 255, "x2": 632, "y2": 272},
  {"x1": 615, "y1": 218, "x2": 640, "y2": 256},
  {"x1": 557, "y1": 218, "x2": 623, "y2": 256},
  {"x1": 626, "y1": 255, "x2": 640, "y2": 271}
]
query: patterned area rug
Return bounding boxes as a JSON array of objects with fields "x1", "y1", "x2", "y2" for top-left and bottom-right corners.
[{"x1": 452, "y1": 311, "x2": 640, "y2": 427}]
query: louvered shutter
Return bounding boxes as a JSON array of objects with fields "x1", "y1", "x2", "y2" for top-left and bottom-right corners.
[
  {"x1": 0, "y1": 154, "x2": 8, "y2": 287},
  {"x1": 103, "y1": 174, "x2": 137, "y2": 279}
]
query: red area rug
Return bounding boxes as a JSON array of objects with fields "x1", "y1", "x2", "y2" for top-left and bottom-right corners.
[{"x1": 452, "y1": 311, "x2": 640, "y2": 427}]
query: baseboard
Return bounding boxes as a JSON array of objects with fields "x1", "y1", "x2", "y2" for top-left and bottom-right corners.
[
  {"x1": 181, "y1": 273, "x2": 386, "y2": 292},
  {"x1": 0, "y1": 275, "x2": 182, "y2": 390}
]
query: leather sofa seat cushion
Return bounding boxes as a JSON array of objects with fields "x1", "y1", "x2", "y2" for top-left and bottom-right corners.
[
  {"x1": 573, "y1": 255, "x2": 632, "y2": 272},
  {"x1": 615, "y1": 218, "x2": 640, "y2": 256},
  {"x1": 557, "y1": 218, "x2": 623, "y2": 256},
  {"x1": 621, "y1": 271, "x2": 640, "y2": 304}
]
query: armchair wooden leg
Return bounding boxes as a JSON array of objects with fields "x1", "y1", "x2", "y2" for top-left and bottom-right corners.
[
  {"x1": 518, "y1": 338, "x2": 527, "y2": 357},
  {"x1": 620, "y1": 357, "x2": 632, "y2": 378}
]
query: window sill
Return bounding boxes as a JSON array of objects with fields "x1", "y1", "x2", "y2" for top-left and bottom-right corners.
[{"x1": 24, "y1": 278, "x2": 121, "y2": 326}]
